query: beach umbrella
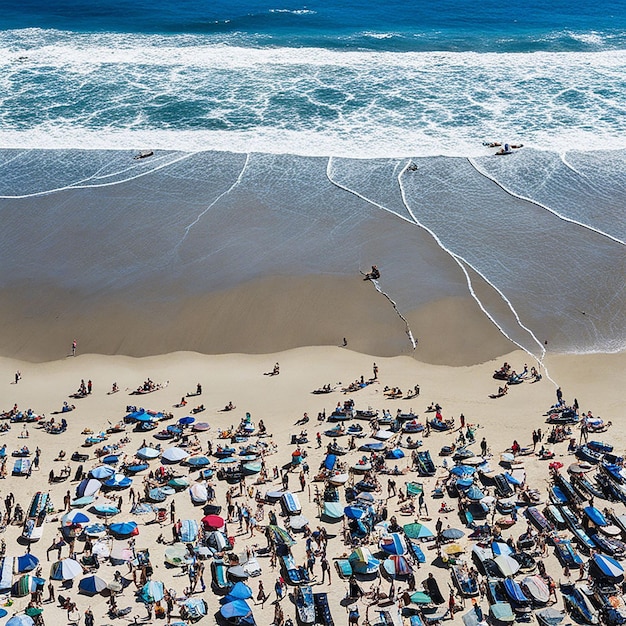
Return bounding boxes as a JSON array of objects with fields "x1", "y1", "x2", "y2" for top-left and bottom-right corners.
[
  {"x1": 202, "y1": 514, "x2": 225, "y2": 529},
  {"x1": 148, "y1": 488, "x2": 168, "y2": 502},
  {"x1": 220, "y1": 600, "x2": 252, "y2": 620},
  {"x1": 62, "y1": 510, "x2": 90, "y2": 526},
  {"x1": 162, "y1": 447, "x2": 189, "y2": 463},
  {"x1": 193, "y1": 422, "x2": 210, "y2": 432},
  {"x1": 90, "y1": 465, "x2": 116, "y2": 480},
  {"x1": 403, "y1": 522, "x2": 434, "y2": 540},
  {"x1": 12, "y1": 575, "x2": 45, "y2": 597},
  {"x1": 164, "y1": 544, "x2": 193, "y2": 567},
  {"x1": 189, "y1": 483, "x2": 208, "y2": 504},
  {"x1": 78, "y1": 574, "x2": 109, "y2": 595},
  {"x1": 348, "y1": 547, "x2": 380, "y2": 574},
  {"x1": 167, "y1": 425, "x2": 182, "y2": 434},
  {"x1": 6, "y1": 616, "x2": 34, "y2": 626},
  {"x1": 102, "y1": 454, "x2": 119, "y2": 465},
  {"x1": 50, "y1": 558, "x2": 83, "y2": 580},
  {"x1": 217, "y1": 456, "x2": 237, "y2": 464},
  {"x1": 383, "y1": 554, "x2": 412, "y2": 577},
  {"x1": 92, "y1": 503, "x2": 120, "y2": 517},
  {"x1": 344, "y1": 506, "x2": 367, "y2": 520},
  {"x1": 76, "y1": 478, "x2": 101, "y2": 498},
  {"x1": 141, "y1": 580, "x2": 165, "y2": 603},
  {"x1": 84, "y1": 523, "x2": 107, "y2": 538},
  {"x1": 167, "y1": 477, "x2": 189, "y2": 490},
  {"x1": 492, "y1": 541, "x2": 513, "y2": 557},
  {"x1": 16, "y1": 553, "x2": 39, "y2": 573},
  {"x1": 380, "y1": 533, "x2": 407, "y2": 556},
  {"x1": 104, "y1": 474, "x2": 132, "y2": 489},
  {"x1": 109, "y1": 521, "x2": 138, "y2": 538},
  {"x1": 136, "y1": 447, "x2": 160, "y2": 460},
  {"x1": 178, "y1": 416, "x2": 195, "y2": 425},
  {"x1": 356, "y1": 492, "x2": 375, "y2": 504},
  {"x1": 224, "y1": 581, "x2": 253, "y2": 601},
  {"x1": 187, "y1": 455, "x2": 211, "y2": 468},
  {"x1": 444, "y1": 544, "x2": 464, "y2": 555},
  {"x1": 0, "y1": 609, "x2": 7, "y2": 619},
  {"x1": 442, "y1": 528, "x2": 465, "y2": 541}
]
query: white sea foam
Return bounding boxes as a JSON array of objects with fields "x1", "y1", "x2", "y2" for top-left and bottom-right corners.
[{"x1": 1, "y1": 30, "x2": 626, "y2": 157}]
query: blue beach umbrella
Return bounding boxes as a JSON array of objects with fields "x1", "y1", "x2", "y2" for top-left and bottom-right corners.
[
  {"x1": 148, "y1": 488, "x2": 168, "y2": 502},
  {"x1": 92, "y1": 503, "x2": 120, "y2": 516},
  {"x1": 90, "y1": 465, "x2": 116, "y2": 480},
  {"x1": 109, "y1": 521, "x2": 138, "y2": 537},
  {"x1": 104, "y1": 474, "x2": 132, "y2": 489},
  {"x1": 162, "y1": 447, "x2": 189, "y2": 462},
  {"x1": 102, "y1": 454, "x2": 119, "y2": 465},
  {"x1": 344, "y1": 506, "x2": 367, "y2": 520},
  {"x1": 62, "y1": 510, "x2": 90, "y2": 525},
  {"x1": 166, "y1": 425, "x2": 182, "y2": 434},
  {"x1": 466, "y1": 486, "x2": 485, "y2": 501},
  {"x1": 76, "y1": 478, "x2": 101, "y2": 498},
  {"x1": 186, "y1": 455, "x2": 210, "y2": 468},
  {"x1": 125, "y1": 463, "x2": 149, "y2": 474},
  {"x1": 224, "y1": 581, "x2": 253, "y2": 602},
  {"x1": 178, "y1": 416, "x2": 195, "y2": 425},
  {"x1": 217, "y1": 456, "x2": 237, "y2": 464},
  {"x1": 220, "y1": 600, "x2": 252, "y2": 620},
  {"x1": 6, "y1": 616, "x2": 34, "y2": 626},
  {"x1": 403, "y1": 522, "x2": 434, "y2": 540}
]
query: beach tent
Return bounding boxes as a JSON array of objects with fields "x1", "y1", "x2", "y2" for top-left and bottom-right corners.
[
  {"x1": 386, "y1": 448, "x2": 405, "y2": 459},
  {"x1": 12, "y1": 575, "x2": 45, "y2": 597},
  {"x1": 16, "y1": 554, "x2": 39, "y2": 574},
  {"x1": 50, "y1": 558, "x2": 83, "y2": 580},
  {"x1": 324, "y1": 454, "x2": 337, "y2": 471}
]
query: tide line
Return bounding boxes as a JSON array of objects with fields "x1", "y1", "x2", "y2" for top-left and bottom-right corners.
[{"x1": 467, "y1": 156, "x2": 625, "y2": 247}]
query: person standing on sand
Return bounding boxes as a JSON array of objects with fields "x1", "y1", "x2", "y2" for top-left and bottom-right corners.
[
  {"x1": 373, "y1": 363, "x2": 378, "y2": 379},
  {"x1": 72, "y1": 339, "x2": 77, "y2": 356}
]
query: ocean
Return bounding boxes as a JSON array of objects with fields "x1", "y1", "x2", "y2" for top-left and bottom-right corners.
[{"x1": 0, "y1": 0, "x2": 624, "y2": 360}]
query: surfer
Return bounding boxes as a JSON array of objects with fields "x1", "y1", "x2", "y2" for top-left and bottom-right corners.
[{"x1": 133, "y1": 150, "x2": 154, "y2": 160}]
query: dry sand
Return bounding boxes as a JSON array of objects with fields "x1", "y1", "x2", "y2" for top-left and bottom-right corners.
[{"x1": 0, "y1": 347, "x2": 623, "y2": 626}]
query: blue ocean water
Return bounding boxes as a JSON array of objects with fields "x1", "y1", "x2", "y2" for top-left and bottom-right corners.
[{"x1": 0, "y1": 1, "x2": 624, "y2": 359}]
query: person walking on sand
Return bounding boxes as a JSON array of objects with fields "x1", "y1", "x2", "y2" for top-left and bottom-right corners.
[
  {"x1": 373, "y1": 363, "x2": 378, "y2": 379},
  {"x1": 15, "y1": 371, "x2": 21, "y2": 384},
  {"x1": 72, "y1": 340, "x2": 77, "y2": 357}
]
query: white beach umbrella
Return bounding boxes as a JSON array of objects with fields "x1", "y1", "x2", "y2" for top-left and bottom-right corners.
[{"x1": 162, "y1": 447, "x2": 189, "y2": 462}]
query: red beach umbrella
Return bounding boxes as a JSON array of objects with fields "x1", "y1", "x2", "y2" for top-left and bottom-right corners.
[{"x1": 202, "y1": 514, "x2": 225, "y2": 530}]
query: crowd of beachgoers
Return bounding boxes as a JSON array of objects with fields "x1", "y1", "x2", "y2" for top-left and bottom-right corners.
[{"x1": 0, "y1": 349, "x2": 622, "y2": 626}]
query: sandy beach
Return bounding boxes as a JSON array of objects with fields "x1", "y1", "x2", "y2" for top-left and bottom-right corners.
[{"x1": 0, "y1": 345, "x2": 623, "y2": 626}]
